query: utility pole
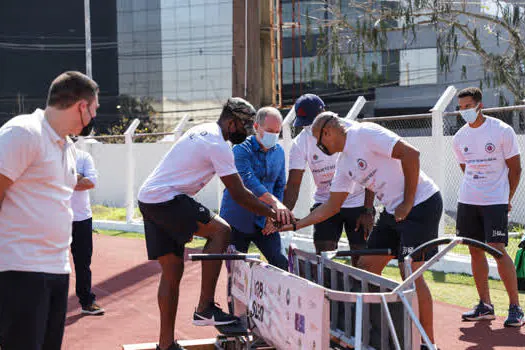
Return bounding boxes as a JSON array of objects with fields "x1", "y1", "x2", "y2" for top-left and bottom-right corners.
[{"x1": 84, "y1": 0, "x2": 92, "y2": 78}]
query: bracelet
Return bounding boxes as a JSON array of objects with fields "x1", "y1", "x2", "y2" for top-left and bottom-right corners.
[{"x1": 292, "y1": 222, "x2": 297, "y2": 231}]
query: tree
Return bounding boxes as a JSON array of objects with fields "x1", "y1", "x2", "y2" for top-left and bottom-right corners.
[
  {"x1": 312, "y1": 0, "x2": 525, "y2": 105},
  {"x1": 102, "y1": 95, "x2": 161, "y2": 143}
]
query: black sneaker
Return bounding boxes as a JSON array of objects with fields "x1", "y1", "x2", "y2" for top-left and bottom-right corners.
[
  {"x1": 504, "y1": 304, "x2": 525, "y2": 327},
  {"x1": 81, "y1": 302, "x2": 105, "y2": 315},
  {"x1": 156, "y1": 342, "x2": 185, "y2": 350},
  {"x1": 192, "y1": 302, "x2": 239, "y2": 326},
  {"x1": 462, "y1": 301, "x2": 495, "y2": 321}
]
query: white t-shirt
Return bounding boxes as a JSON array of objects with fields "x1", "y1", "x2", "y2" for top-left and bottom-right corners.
[
  {"x1": 0, "y1": 109, "x2": 77, "y2": 274},
  {"x1": 71, "y1": 149, "x2": 97, "y2": 221},
  {"x1": 289, "y1": 125, "x2": 365, "y2": 207},
  {"x1": 331, "y1": 122, "x2": 439, "y2": 214},
  {"x1": 138, "y1": 122, "x2": 238, "y2": 203},
  {"x1": 453, "y1": 116, "x2": 520, "y2": 205}
]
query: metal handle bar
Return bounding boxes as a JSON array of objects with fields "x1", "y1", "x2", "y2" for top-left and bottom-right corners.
[
  {"x1": 405, "y1": 237, "x2": 503, "y2": 261},
  {"x1": 334, "y1": 248, "x2": 392, "y2": 257},
  {"x1": 189, "y1": 253, "x2": 261, "y2": 261}
]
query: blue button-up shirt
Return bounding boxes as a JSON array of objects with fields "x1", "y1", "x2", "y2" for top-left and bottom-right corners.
[{"x1": 220, "y1": 135, "x2": 286, "y2": 233}]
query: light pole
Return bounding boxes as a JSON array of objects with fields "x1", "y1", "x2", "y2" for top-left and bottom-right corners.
[{"x1": 84, "y1": 0, "x2": 92, "y2": 78}]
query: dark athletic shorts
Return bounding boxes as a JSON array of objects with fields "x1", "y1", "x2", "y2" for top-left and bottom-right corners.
[
  {"x1": 456, "y1": 203, "x2": 508, "y2": 246},
  {"x1": 138, "y1": 194, "x2": 214, "y2": 259},
  {"x1": 367, "y1": 192, "x2": 443, "y2": 262},
  {"x1": 311, "y1": 204, "x2": 366, "y2": 246}
]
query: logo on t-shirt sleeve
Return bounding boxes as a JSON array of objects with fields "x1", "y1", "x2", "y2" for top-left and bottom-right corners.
[
  {"x1": 357, "y1": 159, "x2": 367, "y2": 170},
  {"x1": 485, "y1": 143, "x2": 496, "y2": 153}
]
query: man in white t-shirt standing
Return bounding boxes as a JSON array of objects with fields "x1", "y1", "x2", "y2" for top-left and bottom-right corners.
[
  {"x1": 284, "y1": 94, "x2": 373, "y2": 264},
  {"x1": 278, "y1": 112, "x2": 442, "y2": 349},
  {"x1": 138, "y1": 98, "x2": 293, "y2": 350},
  {"x1": 453, "y1": 87, "x2": 523, "y2": 327},
  {"x1": 70, "y1": 144, "x2": 104, "y2": 315},
  {"x1": 0, "y1": 71, "x2": 99, "y2": 350}
]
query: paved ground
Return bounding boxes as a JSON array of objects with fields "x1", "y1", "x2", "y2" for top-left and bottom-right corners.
[{"x1": 63, "y1": 234, "x2": 525, "y2": 349}]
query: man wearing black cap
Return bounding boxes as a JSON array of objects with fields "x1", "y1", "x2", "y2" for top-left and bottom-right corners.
[
  {"x1": 283, "y1": 94, "x2": 374, "y2": 263},
  {"x1": 138, "y1": 98, "x2": 285, "y2": 350}
]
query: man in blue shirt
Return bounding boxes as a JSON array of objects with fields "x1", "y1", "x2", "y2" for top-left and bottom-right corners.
[{"x1": 221, "y1": 107, "x2": 290, "y2": 270}]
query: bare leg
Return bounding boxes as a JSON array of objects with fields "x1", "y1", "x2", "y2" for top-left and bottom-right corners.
[
  {"x1": 490, "y1": 243, "x2": 520, "y2": 306},
  {"x1": 469, "y1": 246, "x2": 491, "y2": 304},
  {"x1": 194, "y1": 216, "x2": 231, "y2": 312},
  {"x1": 400, "y1": 261, "x2": 435, "y2": 343},
  {"x1": 157, "y1": 254, "x2": 184, "y2": 349}
]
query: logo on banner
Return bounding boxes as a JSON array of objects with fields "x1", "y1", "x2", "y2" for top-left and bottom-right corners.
[
  {"x1": 357, "y1": 158, "x2": 367, "y2": 170},
  {"x1": 485, "y1": 143, "x2": 495, "y2": 153},
  {"x1": 295, "y1": 313, "x2": 306, "y2": 333}
]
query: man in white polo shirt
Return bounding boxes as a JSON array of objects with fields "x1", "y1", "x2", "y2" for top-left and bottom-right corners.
[
  {"x1": 138, "y1": 98, "x2": 293, "y2": 350},
  {"x1": 278, "y1": 112, "x2": 442, "y2": 349},
  {"x1": 453, "y1": 87, "x2": 523, "y2": 327},
  {"x1": 70, "y1": 142, "x2": 104, "y2": 316},
  {"x1": 284, "y1": 94, "x2": 374, "y2": 265},
  {"x1": 0, "y1": 71, "x2": 99, "y2": 350}
]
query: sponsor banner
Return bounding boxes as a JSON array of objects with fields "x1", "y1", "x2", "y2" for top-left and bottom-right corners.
[
  {"x1": 248, "y1": 264, "x2": 326, "y2": 350},
  {"x1": 230, "y1": 260, "x2": 252, "y2": 305}
]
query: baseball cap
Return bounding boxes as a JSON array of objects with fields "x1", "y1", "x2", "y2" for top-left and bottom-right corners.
[{"x1": 293, "y1": 94, "x2": 325, "y2": 127}]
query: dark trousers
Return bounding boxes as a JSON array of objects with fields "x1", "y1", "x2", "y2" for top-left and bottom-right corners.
[
  {"x1": 0, "y1": 271, "x2": 69, "y2": 350},
  {"x1": 71, "y1": 218, "x2": 96, "y2": 307},
  {"x1": 231, "y1": 227, "x2": 289, "y2": 271}
]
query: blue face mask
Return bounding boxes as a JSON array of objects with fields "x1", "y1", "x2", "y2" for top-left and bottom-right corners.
[
  {"x1": 459, "y1": 104, "x2": 480, "y2": 124},
  {"x1": 260, "y1": 131, "x2": 280, "y2": 149}
]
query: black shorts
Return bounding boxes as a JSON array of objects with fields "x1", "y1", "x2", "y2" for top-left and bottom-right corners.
[
  {"x1": 456, "y1": 203, "x2": 508, "y2": 245},
  {"x1": 311, "y1": 204, "x2": 366, "y2": 246},
  {"x1": 367, "y1": 192, "x2": 443, "y2": 262},
  {"x1": 138, "y1": 195, "x2": 214, "y2": 259}
]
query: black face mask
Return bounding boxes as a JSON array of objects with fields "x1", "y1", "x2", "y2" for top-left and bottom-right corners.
[
  {"x1": 79, "y1": 118, "x2": 95, "y2": 137},
  {"x1": 228, "y1": 119, "x2": 248, "y2": 144},
  {"x1": 229, "y1": 130, "x2": 247, "y2": 144},
  {"x1": 79, "y1": 108, "x2": 95, "y2": 137}
]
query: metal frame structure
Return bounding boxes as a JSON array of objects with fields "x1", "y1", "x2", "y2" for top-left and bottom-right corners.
[{"x1": 190, "y1": 238, "x2": 503, "y2": 350}]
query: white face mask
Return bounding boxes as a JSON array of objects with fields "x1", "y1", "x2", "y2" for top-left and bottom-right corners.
[
  {"x1": 459, "y1": 104, "x2": 480, "y2": 124},
  {"x1": 259, "y1": 130, "x2": 280, "y2": 149}
]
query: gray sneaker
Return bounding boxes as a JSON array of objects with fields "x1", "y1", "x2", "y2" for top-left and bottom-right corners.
[
  {"x1": 504, "y1": 304, "x2": 524, "y2": 327},
  {"x1": 462, "y1": 301, "x2": 495, "y2": 321}
]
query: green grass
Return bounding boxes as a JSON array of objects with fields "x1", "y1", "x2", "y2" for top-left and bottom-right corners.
[
  {"x1": 380, "y1": 265, "x2": 525, "y2": 317},
  {"x1": 92, "y1": 205, "x2": 142, "y2": 221}
]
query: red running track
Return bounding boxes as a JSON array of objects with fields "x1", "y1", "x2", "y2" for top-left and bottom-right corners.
[{"x1": 62, "y1": 234, "x2": 524, "y2": 349}]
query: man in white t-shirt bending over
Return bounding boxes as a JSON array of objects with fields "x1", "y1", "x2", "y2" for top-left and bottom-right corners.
[
  {"x1": 453, "y1": 87, "x2": 523, "y2": 327},
  {"x1": 138, "y1": 98, "x2": 294, "y2": 350},
  {"x1": 278, "y1": 112, "x2": 442, "y2": 349},
  {"x1": 284, "y1": 94, "x2": 374, "y2": 265}
]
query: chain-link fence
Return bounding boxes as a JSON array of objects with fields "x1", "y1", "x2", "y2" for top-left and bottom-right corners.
[{"x1": 364, "y1": 105, "x2": 525, "y2": 261}]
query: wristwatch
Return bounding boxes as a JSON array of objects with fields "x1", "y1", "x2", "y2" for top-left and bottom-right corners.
[{"x1": 363, "y1": 207, "x2": 375, "y2": 215}]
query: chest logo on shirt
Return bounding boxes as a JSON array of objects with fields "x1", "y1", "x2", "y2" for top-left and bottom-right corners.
[
  {"x1": 348, "y1": 170, "x2": 353, "y2": 177},
  {"x1": 357, "y1": 159, "x2": 367, "y2": 170},
  {"x1": 313, "y1": 154, "x2": 319, "y2": 161},
  {"x1": 200, "y1": 131, "x2": 208, "y2": 136},
  {"x1": 485, "y1": 143, "x2": 495, "y2": 153},
  {"x1": 463, "y1": 147, "x2": 469, "y2": 153}
]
